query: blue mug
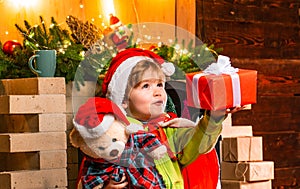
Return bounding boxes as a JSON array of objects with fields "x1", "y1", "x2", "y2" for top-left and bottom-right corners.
[{"x1": 28, "y1": 50, "x2": 57, "y2": 77}]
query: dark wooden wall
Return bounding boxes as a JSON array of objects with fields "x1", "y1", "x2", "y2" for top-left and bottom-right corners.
[{"x1": 196, "y1": 0, "x2": 300, "y2": 188}]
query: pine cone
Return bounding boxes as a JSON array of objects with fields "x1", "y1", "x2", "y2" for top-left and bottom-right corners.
[{"x1": 66, "y1": 15, "x2": 103, "y2": 48}]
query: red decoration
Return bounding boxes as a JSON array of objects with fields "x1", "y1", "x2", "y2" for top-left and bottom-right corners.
[
  {"x1": 110, "y1": 33, "x2": 128, "y2": 51},
  {"x1": 109, "y1": 14, "x2": 122, "y2": 30},
  {"x1": 186, "y1": 69, "x2": 257, "y2": 110},
  {"x1": 2, "y1": 40, "x2": 22, "y2": 55}
]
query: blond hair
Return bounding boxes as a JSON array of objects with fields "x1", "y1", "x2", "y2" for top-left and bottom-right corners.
[{"x1": 123, "y1": 60, "x2": 166, "y2": 101}]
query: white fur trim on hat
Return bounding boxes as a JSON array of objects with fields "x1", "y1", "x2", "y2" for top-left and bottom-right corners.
[
  {"x1": 107, "y1": 56, "x2": 153, "y2": 106},
  {"x1": 106, "y1": 56, "x2": 175, "y2": 106},
  {"x1": 73, "y1": 114, "x2": 115, "y2": 139}
]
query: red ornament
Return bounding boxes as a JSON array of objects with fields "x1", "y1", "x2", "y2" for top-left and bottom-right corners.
[{"x1": 2, "y1": 40, "x2": 22, "y2": 55}]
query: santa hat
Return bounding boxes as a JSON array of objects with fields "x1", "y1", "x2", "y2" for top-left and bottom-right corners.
[
  {"x1": 102, "y1": 48, "x2": 175, "y2": 106},
  {"x1": 109, "y1": 14, "x2": 122, "y2": 29},
  {"x1": 73, "y1": 97, "x2": 130, "y2": 139}
]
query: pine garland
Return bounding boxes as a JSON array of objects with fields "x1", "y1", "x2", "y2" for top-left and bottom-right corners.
[
  {"x1": 0, "y1": 15, "x2": 223, "y2": 91},
  {"x1": 0, "y1": 16, "x2": 85, "y2": 84}
]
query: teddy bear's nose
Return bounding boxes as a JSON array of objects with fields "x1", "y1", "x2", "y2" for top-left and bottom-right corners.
[{"x1": 110, "y1": 149, "x2": 119, "y2": 157}]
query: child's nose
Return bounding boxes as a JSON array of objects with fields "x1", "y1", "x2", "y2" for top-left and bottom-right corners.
[{"x1": 153, "y1": 87, "x2": 162, "y2": 96}]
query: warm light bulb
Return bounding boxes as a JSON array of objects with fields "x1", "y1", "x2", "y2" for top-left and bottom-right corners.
[
  {"x1": 102, "y1": 0, "x2": 115, "y2": 19},
  {"x1": 5, "y1": 31, "x2": 9, "y2": 35},
  {"x1": 9, "y1": 0, "x2": 38, "y2": 8},
  {"x1": 79, "y1": 4, "x2": 84, "y2": 8}
]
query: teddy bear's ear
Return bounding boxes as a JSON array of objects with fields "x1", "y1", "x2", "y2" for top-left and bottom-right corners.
[{"x1": 69, "y1": 128, "x2": 85, "y2": 148}]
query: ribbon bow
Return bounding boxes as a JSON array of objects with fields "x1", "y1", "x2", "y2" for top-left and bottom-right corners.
[{"x1": 204, "y1": 55, "x2": 238, "y2": 75}]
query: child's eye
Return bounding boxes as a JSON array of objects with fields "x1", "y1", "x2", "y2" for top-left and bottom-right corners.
[
  {"x1": 112, "y1": 138, "x2": 117, "y2": 142},
  {"x1": 142, "y1": 83, "x2": 149, "y2": 89},
  {"x1": 157, "y1": 82, "x2": 164, "y2": 87}
]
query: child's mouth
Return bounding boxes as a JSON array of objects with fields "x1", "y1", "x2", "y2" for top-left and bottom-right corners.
[{"x1": 153, "y1": 100, "x2": 164, "y2": 106}]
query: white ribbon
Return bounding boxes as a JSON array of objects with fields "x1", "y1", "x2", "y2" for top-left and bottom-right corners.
[
  {"x1": 191, "y1": 55, "x2": 241, "y2": 108},
  {"x1": 230, "y1": 73, "x2": 241, "y2": 106},
  {"x1": 192, "y1": 73, "x2": 208, "y2": 108}
]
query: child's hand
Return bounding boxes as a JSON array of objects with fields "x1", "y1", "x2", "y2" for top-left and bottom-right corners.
[
  {"x1": 209, "y1": 105, "x2": 245, "y2": 122},
  {"x1": 226, "y1": 105, "x2": 245, "y2": 114},
  {"x1": 159, "y1": 118, "x2": 196, "y2": 128},
  {"x1": 103, "y1": 174, "x2": 128, "y2": 189}
]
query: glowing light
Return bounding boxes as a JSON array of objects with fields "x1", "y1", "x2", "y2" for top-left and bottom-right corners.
[
  {"x1": 182, "y1": 49, "x2": 188, "y2": 54},
  {"x1": 5, "y1": 31, "x2": 9, "y2": 35},
  {"x1": 102, "y1": 0, "x2": 115, "y2": 19},
  {"x1": 9, "y1": 0, "x2": 38, "y2": 8},
  {"x1": 80, "y1": 51, "x2": 85, "y2": 57},
  {"x1": 79, "y1": 4, "x2": 84, "y2": 9}
]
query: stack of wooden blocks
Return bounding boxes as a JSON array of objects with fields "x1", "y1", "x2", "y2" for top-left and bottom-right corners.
[
  {"x1": 65, "y1": 81, "x2": 97, "y2": 188},
  {"x1": 0, "y1": 78, "x2": 67, "y2": 189},
  {"x1": 220, "y1": 111, "x2": 274, "y2": 189}
]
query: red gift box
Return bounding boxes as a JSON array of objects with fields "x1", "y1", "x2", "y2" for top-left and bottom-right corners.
[{"x1": 186, "y1": 69, "x2": 257, "y2": 110}]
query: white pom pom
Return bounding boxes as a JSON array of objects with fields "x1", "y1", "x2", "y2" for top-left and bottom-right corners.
[{"x1": 161, "y1": 62, "x2": 175, "y2": 76}]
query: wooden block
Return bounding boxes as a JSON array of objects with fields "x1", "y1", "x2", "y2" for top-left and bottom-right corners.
[
  {"x1": 221, "y1": 180, "x2": 272, "y2": 189},
  {"x1": 0, "y1": 115, "x2": 38, "y2": 133},
  {"x1": 0, "y1": 150, "x2": 66, "y2": 171},
  {"x1": 0, "y1": 132, "x2": 66, "y2": 152},
  {"x1": 221, "y1": 161, "x2": 274, "y2": 182},
  {"x1": 0, "y1": 114, "x2": 66, "y2": 133},
  {"x1": 39, "y1": 150, "x2": 67, "y2": 169},
  {"x1": 0, "y1": 152, "x2": 39, "y2": 171},
  {"x1": 0, "y1": 168, "x2": 67, "y2": 189},
  {"x1": 222, "y1": 136, "x2": 263, "y2": 162},
  {"x1": 221, "y1": 125, "x2": 253, "y2": 138},
  {"x1": 0, "y1": 77, "x2": 65, "y2": 95},
  {"x1": 38, "y1": 114, "x2": 66, "y2": 132},
  {"x1": 0, "y1": 95, "x2": 66, "y2": 114}
]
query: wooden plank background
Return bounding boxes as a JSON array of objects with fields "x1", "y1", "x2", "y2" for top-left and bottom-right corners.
[
  {"x1": 196, "y1": 1, "x2": 300, "y2": 188},
  {"x1": 196, "y1": 0, "x2": 300, "y2": 59}
]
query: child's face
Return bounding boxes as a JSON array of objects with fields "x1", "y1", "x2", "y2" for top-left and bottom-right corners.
[{"x1": 124, "y1": 71, "x2": 167, "y2": 121}]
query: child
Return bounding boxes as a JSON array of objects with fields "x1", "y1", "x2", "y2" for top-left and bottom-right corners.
[{"x1": 101, "y1": 48, "x2": 242, "y2": 188}]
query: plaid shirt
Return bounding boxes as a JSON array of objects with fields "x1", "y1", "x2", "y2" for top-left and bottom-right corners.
[{"x1": 79, "y1": 132, "x2": 166, "y2": 189}]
